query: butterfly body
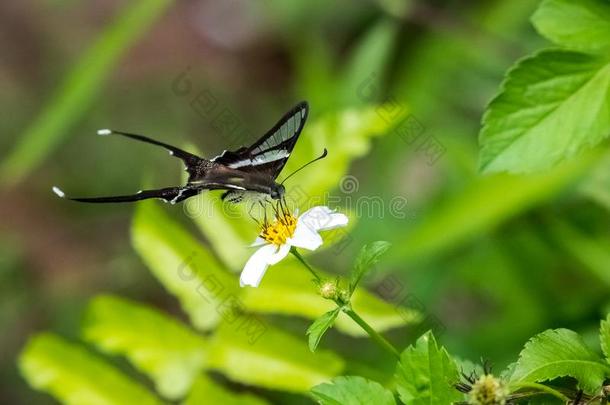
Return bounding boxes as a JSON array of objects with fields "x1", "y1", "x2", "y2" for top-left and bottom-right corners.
[
  {"x1": 53, "y1": 102, "x2": 307, "y2": 205},
  {"x1": 189, "y1": 163, "x2": 285, "y2": 201}
]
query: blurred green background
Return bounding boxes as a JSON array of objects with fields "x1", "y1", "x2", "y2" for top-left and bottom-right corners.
[{"x1": 1, "y1": 0, "x2": 609, "y2": 403}]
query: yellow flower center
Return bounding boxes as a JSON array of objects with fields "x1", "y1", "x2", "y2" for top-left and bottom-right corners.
[{"x1": 260, "y1": 214, "x2": 297, "y2": 246}]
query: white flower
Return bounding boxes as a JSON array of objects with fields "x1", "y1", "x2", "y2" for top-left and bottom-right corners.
[{"x1": 240, "y1": 206, "x2": 348, "y2": 287}]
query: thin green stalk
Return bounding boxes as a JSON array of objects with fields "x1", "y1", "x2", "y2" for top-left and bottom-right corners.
[
  {"x1": 291, "y1": 248, "x2": 321, "y2": 283},
  {"x1": 0, "y1": 0, "x2": 172, "y2": 186},
  {"x1": 509, "y1": 382, "x2": 569, "y2": 402},
  {"x1": 290, "y1": 248, "x2": 400, "y2": 359},
  {"x1": 342, "y1": 307, "x2": 401, "y2": 359}
]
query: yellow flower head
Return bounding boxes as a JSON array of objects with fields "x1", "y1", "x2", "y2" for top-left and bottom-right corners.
[
  {"x1": 260, "y1": 214, "x2": 297, "y2": 246},
  {"x1": 240, "y1": 206, "x2": 348, "y2": 288}
]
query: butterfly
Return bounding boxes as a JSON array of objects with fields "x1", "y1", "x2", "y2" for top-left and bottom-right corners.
[{"x1": 53, "y1": 101, "x2": 325, "y2": 206}]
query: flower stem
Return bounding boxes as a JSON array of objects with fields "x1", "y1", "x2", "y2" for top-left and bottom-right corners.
[
  {"x1": 290, "y1": 248, "x2": 400, "y2": 359},
  {"x1": 290, "y1": 248, "x2": 321, "y2": 283},
  {"x1": 342, "y1": 307, "x2": 401, "y2": 359}
]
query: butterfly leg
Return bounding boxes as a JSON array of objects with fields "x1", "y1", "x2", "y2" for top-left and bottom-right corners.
[
  {"x1": 258, "y1": 200, "x2": 270, "y2": 225},
  {"x1": 247, "y1": 201, "x2": 262, "y2": 225}
]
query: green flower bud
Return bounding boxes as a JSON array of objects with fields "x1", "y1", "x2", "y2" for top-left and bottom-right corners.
[
  {"x1": 467, "y1": 374, "x2": 508, "y2": 405},
  {"x1": 319, "y1": 281, "x2": 338, "y2": 300}
]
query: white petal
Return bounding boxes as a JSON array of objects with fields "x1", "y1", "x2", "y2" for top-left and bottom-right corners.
[
  {"x1": 289, "y1": 219, "x2": 323, "y2": 250},
  {"x1": 267, "y1": 243, "x2": 291, "y2": 265},
  {"x1": 302, "y1": 205, "x2": 333, "y2": 217},
  {"x1": 317, "y1": 212, "x2": 349, "y2": 231},
  {"x1": 240, "y1": 244, "x2": 275, "y2": 287},
  {"x1": 250, "y1": 237, "x2": 267, "y2": 247},
  {"x1": 299, "y1": 206, "x2": 349, "y2": 232}
]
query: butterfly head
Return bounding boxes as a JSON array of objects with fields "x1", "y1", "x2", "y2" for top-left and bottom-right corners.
[{"x1": 270, "y1": 183, "x2": 285, "y2": 200}]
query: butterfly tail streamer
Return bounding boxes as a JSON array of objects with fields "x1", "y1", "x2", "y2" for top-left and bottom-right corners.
[
  {"x1": 97, "y1": 129, "x2": 205, "y2": 175},
  {"x1": 51, "y1": 185, "x2": 199, "y2": 204}
]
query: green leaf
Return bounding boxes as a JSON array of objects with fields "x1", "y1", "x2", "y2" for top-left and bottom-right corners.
[
  {"x1": 240, "y1": 257, "x2": 418, "y2": 337},
  {"x1": 82, "y1": 295, "x2": 209, "y2": 400},
  {"x1": 453, "y1": 357, "x2": 485, "y2": 378},
  {"x1": 510, "y1": 328, "x2": 610, "y2": 394},
  {"x1": 479, "y1": 50, "x2": 610, "y2": 173},
  {"x1": 395, "y1": 332, "x2": 461, "y2": 405},
  {"x1": 500, "y1": 362, "x2": 517, "y2": 381},
  {"x1": 0, "y1": 0, "x2": 172, "y2": 186},
  {"x1": 134, "y1": 202, "x2": 412, "y2": 340},
  {"x1": 579, "y1": 150, "x2": 610, "y2": 211},
  {"x1": 339, "y1": 20, "x2": 398, "y2": 106},
  {"x1": 391, "y1": 151, "x2": 599, "y2": 263},
  {"x1": 183, "y1": 375, "x2": 269, "y2": 405},
  {"x1": 208, "y1": 322, "x2": 344, "y2": 392},
  {"x1": 187, "y1": 193, "x2": 256, "y2": 271},
  {"x1": 532, "y1": 0, "x2": 610, "y2": 54},
  {"x1": 307, "y1": 308, "x2": 340, "y2": 352},
  {"x1": 311, "y1": 376, "x2": 396, "y2": 405},
  {"x1": 294, "y1": 105, "x2": 406, "y2": 199},
  {"x1": 600, "y1": 315, "x2": 610, "y2": 364},
  {"x1": 547, "y1": 218, "x2": 610, "y2": 287},
  {"x1": 131, "y1": 200, "x2": 238, "y2": 330},
  {"x1": 350, "y1": 241, "x2": 391, "y2": 293},
  {"x1": 19, "y1": 333, "x2": 162, "y2": 405}
]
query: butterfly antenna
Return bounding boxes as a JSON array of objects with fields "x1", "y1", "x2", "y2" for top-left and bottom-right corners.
[{"x1": 280, "y1": 149, "x2": 328, "y2": 185}]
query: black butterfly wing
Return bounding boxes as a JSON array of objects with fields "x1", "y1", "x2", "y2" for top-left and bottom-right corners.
[
  {"x1": 212, "y1": 101, "x2": 308, "y2": 180},
  {"x1": 52, "y1": 129, "x2": 211, "y2": 204},
  {"x1": 53, "y1": 102, "x2": 308, "y2": 205}
]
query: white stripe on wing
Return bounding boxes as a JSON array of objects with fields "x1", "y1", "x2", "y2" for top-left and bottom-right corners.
[
  {"x1": 251, "y1": 111, "x2": 302, "y2": 154},
  {"x1": 228, "y1": 149, "x2": 290, "y2": 169}
]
